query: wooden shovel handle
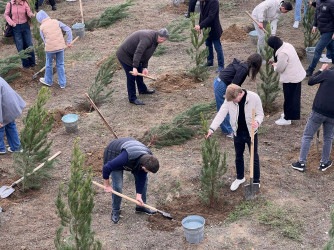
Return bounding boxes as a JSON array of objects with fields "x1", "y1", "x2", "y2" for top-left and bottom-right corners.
[
  {"x1": 11, "y1": 151, "x2": 61, "y2": 187},
  {"x1": 92, "y1": 181, "x2": 158, "y2": 212},
  {"x1": 129, "y1": 71, "x2": 157, "y2": 81},
  {"x1": 250, "y1": 109, "x2": 255, "y2": 179},
  {"x1": 79, "y1": 0, "x2": 84, "y2": 23},
  {"x1": 245, "y1": 11, "x2": 269, "y2": 35}
]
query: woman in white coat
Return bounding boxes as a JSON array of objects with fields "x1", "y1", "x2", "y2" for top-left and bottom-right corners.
[{"x1": 267, "y1": 36, "x2": 306, "y2": 125}]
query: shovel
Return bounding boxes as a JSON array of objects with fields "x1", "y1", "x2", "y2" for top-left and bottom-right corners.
[
  {"x1": 92, "y1": 181, "x2": 172, "y2": 220},
  {"x1": 245, "y1": 11, "x2": 269, "y2": 34},
  {"x1": 245, "y1": 109, "x2": 260, "y2": 200},
  {"x1": 129, "y1": 71, "x2": 157, "y2": 81},
  {"x1": 32, "y1": 36, "x2": 80, "y2": 79},
  {"x1": 0, "y1": 151, "x2": 61, "y2": 198}
]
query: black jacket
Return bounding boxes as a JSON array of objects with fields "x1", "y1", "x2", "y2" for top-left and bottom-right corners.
[
  {"x1": 199, "y1": 0, "x2": 223, "y2": 40},
  {"x1": 313, "y1": 0, "x2": 334, "y2": 34},
  {"x1": 219, "y1": 58, "x2": 249, "y2": 86},
  {"x1": 308, "y1": 68, "x2": 334, "y2": 118}
]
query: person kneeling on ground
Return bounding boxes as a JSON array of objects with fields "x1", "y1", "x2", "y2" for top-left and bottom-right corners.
[
  {"x1": 206, "y1": 84, "x2": 264, "y2": 191},
  {"x1": 292, "y1": 64, "x2": 334, "y2": 172},
  {"x1": 36, "y1": 10, "x2": 73, "y2": 89},
  {"x1": 102, "y1": 137, "x2": 160, "y2": 223}
]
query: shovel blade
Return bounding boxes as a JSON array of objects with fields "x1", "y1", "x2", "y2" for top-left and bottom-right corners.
[
  {"x1": 157, "y1": 210, "x2": 173, "y2": 220},
  {"x1": 244, "y1": 183, "x2": 260, "y2": 201},
  {"x1": 0, "y1": 186, "x2": 15, "y2": 199}
]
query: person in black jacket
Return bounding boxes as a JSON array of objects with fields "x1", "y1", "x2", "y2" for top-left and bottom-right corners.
[
  {"x1": 194, "y1": 0, "x2": 224, "y2": 73},
  {"x1": 292, "y1": 64, "x2": 334, "y2": 172},
  {"x1": 305, "y1": 0, "x2": 334, "y2": 77},
  {"x1": 102, "y1": 138, "x2": 160, "y2": 223},
  {"x1": 213, "y1": 53, "x2": 262, "y2": 138}
]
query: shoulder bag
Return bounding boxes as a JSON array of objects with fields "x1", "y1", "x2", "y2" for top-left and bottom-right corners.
[{"x1": 3, "y1": 2, "x2": 14, "y2": 37}]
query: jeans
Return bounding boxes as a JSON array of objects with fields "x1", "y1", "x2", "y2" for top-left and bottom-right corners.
[
  {"x1": 205, "y1": 38, "x2": 224, "y2": 68},
  {"x1": 13, "y1": 23, "x2": 35, "y2": 68},
  {"x1": 0, "y1": 120, "x2": 21, "y2": 152},
  {"x1": 45, "y1": 50, "x2": 66, "y2": 87},
  {"x1": 111, "y1": 170, "x2": 148, "y2": 212},
  {"x1": 213, "y1": 77, "x2": 233, "y2": 134},
  {"x1": 295, "y1": 0, "x2": 308, "y2": 21},
  {"x1": 234, "y1": 130, "x2": 260, "y2": 183},
  {"x1": 308, "y1": 32, "x2": 334, "y2": 72},
  {"x1": 118, "y1": 59, "x2": 148, "y2": 102},
  {"x1": 299, "y1": 111, "x2": 334, "y2": 164}
]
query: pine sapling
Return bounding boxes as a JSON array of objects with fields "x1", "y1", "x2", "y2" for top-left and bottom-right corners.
[
  {"x1": 303, "y1": 5, "x2": 320, "y2": 48},
  {"x1": 324, "y1": 205, "x2": 334, "y2": 250},
  {"x1": 13, "y1": 87, "x2": 55, "y2": 191},
  {"x1": 167, "y1": 16, "x2": 191, "y2": 42},
  {"x1": 55, "y1": 139, "x2": 101, "y2": 250},
  {"x1": 258, "y1": 23, "x2": 280, "y2": 113},
  {"x1": 200, "y1": 113, "x2": 227, "y2": 205}
]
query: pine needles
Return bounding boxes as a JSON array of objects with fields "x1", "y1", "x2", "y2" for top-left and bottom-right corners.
[{"x1": 303, "y1": 6, "x2": 320, "y2": 48}]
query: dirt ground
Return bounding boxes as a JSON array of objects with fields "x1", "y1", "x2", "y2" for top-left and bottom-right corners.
[{"x1": 1, "y1": 0, "x2": 334, "y2": 249}]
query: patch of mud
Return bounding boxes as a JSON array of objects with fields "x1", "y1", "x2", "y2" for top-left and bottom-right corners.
[
  {"x1": 7, "y1": 67, "x2": 40, "y2": 90},
  {"x1": 222, "y1": 24, "x2": 248, "y2": 42},
  {"x1": 85, "y1": 149, "x2": 104, "y2": 176},
  {"x1": 151, "y1": 73, "x2": 198, "y2": 93},
  {"x1": 160, "y1": 2, "x2": 188, "y2": 15}
]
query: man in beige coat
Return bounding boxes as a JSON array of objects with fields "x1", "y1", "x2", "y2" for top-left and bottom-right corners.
[
  {"x1": 252, "y1": 0, "x2": 292, "y2": 52},
  {"x1": 206, "y1": 84, "x2": 264, "y2": 191}
]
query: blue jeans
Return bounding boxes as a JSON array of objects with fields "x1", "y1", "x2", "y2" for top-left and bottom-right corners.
[
  {"x1": 111, "y1": 170, "x2": 148, "y2": 212},
  {"x1": 234, "y1": 130, "x2": 260, "y2": 183},
  {"x1": 13, "y1": 22, "x2": 35, "y2": 68},
  {"x1": 0, "y1": 120, "x2": 21, "y2": 152},
  {"x1": 45, "y1": 50, "x2": 66, "y2": 87},
  {"x1": 213, "y1": 77, "x2": 233, "y2": 134},
  {"x1": 299, "y1": 111, "x2": 334, "y2": 164},
  {"x1": 118, "y1": 59, "x2": 148, "y2": 102},
  {"x1": 295, "y1": 0, "x2": 308, "y2": 21},
  {"x1": 205, "y1": 38, "x2": 224, "y2": 68},
  {"x1": 308, "y1": 32, "x2": 334, "y2": 72}
]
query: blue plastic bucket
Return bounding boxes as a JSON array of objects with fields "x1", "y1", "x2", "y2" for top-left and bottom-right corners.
[
  {"x1": 61, "y1": 114, "x2": 79, "y2": 133},
  {"x1": 181, "y1": 215, "x2": 205, "y2": 244},
  {"x1": 72, "y1": 23, "x2": 85, "y2": 38},
  {"x1": 249, "y1": 30, "x2": 258, "y2": 45}
]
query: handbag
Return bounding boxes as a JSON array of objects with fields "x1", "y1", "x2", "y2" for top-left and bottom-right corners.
[{"x1": 3, "y1": 2, "x2": 13, "y2": 37}]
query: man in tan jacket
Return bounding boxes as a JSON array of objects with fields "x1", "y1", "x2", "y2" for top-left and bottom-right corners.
[{"x1": 206, "y1": 84, "x2": 264, "y2": 191}]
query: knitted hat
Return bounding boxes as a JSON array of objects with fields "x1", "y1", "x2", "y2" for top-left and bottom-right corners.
[{"x1": 158, "y1": 28, "x2": 170, "y2": 39}]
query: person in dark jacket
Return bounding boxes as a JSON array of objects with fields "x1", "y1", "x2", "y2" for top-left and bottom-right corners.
[
  {"x1": 194, "y1": 0, "x2": 224, "y2": 73},
  {"x1": 292, "y1": 64, "x2": 334, "y2": 172},
  {"x1": 102, "y1": 137, "x2": 160, "y2": 223},
  {"x1": 305, "y1": 0, "x2": 334, "y2": 77},
  {"x1": 35, "y1": 0, "x2": 56, "y2": 12},
  {"x1": 213, "y1": 53, "x2": 262, "y2": 138},
  {"x1": 116, "y1": 29, "x2": 169, "y2": 105}
]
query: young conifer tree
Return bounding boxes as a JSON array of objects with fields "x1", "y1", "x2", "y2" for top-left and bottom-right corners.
[
  {"x1": 55, "y1": 139, "x2": 101, "y2": 250},
  {"x1": 186, "y1": 13, "x2": 210, "y2": 81},
  {"x1": 303, "y1": 6, "x2": 320, "y2": 48},
  {"x1": 257, "y1": 24, "x2": 280, "y2": 113},
  {"x1": 13, "y1": 87, "x2": 54, "y2": 191},
  {"x1": 324, "y1": 206, "x2": 334, "y2": 250},
  {"x1": 200, "y1": 113, "x2": 227, "y2": 205}
]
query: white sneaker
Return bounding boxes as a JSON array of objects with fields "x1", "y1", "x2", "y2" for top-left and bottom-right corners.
[
  {"x1": 7, "y1": 147, "x2": 23, "y2": 153},
  {"x1": 293, "y1": 21, "x2": 299, "y2": 29},
  {"x1": 319, "y1": 57, "x2": 332, "y2": 63},
  {"x1": 230, "y1": 177, "x2": 246, "y2": 191},
  {"x1": 39, "y1": 78, "x2": 52, "y2": 87},
  {"x1": 275, "y1": 118, "x2": 291, "y2": 125}
]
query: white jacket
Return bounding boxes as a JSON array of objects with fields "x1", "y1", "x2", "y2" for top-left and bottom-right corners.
[
  {"x1": 252, "y1": 0, "x2": 283, "y2": 35},
  {"x1": 210, "y1": 90, "x2": 264, "y2": 136},
  {"x1": 273, "y1": 42, "x2": 306, "y2": 83}
]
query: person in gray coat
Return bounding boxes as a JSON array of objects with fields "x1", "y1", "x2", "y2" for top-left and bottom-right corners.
[
  {"x1": 116, "y1": 28, "x2": 169, "y2": 105},
  {"x1": 0, "y1": 77, "x2": 26, "y2": 154}
]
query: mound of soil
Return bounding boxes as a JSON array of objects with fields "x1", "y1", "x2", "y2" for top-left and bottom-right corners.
[
  {"x1": 221, "y1": 24, "x2": 248, "y2": 42},
  {"x1": 8, "y1": 67, "x2": 40, "y2": 89},
  {"x1": 151, "y1": 73, "x2": 197, "y2": 93},
  {"x1": 160, "y1": 2, "x2": 188, "y2": 15},
  {"x1": 85, "y1": 149, "x2": 104, "y2": 176},
  {"x1": 148, "y1": 187, "x2": 245, "y2": 232}
]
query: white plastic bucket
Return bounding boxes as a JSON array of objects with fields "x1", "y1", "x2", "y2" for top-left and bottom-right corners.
[
  {"x1": 182, "y1": 215, "x2": 205, "y2": 244},
  {"x1": 61, "y1": 114, "x2": 79, "y2": 133},
  {"x1": 249, "y1": 30, "x2": 258, "y2": 45},
  {"x1": 72, "y1": 23, "x2": 85, "y2": 38},
  {"x1": 306, "y1": 47, "x2": 316, "y2": 63}
]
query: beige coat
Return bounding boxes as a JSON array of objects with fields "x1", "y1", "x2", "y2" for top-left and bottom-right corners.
[
  {"x1": 40, "y1": 17, "x2": 66, "y2": 52},
  {"x1": 273, "y1": 42, "x2": 306, "y2": 83},
  {"x1": 210, "y1": 90, "x2": 264, "y2": 136},
  {"x1": 252, "y1": 0, "x2": 283, "y2": 35}
]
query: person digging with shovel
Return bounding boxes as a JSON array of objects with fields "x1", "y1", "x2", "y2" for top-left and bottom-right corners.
[
  {"x1": 102, "y1": 137, "x2": 160, "y2": 223},
  {"x1": 206, "y1": 84, "x2": 264, "y2": 191}
]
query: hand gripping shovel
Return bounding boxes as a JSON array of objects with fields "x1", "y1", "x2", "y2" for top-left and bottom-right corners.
[
  {"x1": 245, "y1": 109, "x2": 260, "y2": 200},
  {"x1": 92, "y1": 181, "x2": 172, "y2": 220},
  {"x1": 0, "y1": 151, "x2": 61, "y2": 198},
  {"x1": 129, "y1": 71, "x2": 157, "y2": 81}
]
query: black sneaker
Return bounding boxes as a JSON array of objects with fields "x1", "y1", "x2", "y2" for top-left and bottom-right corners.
[
  {"x1": 291, "y1": 161, "x2": 306, "y2": 172},
  {"x1": 306, "y1": 69, "x2": 313, "y2": 77},
  {"x1": 319, "y1": 160, "x2": 332, "y2": 172},
  {"x1": 135, "y1": 206, "x2": 156, "y2": 215},
  {"x1": 52, "y1": 5, "x2": 57, "y2": 11}
]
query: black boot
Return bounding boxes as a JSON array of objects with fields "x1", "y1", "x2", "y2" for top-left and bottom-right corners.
[{"x1": 111, "y1": 210, "x2": 120, "y2": 223}]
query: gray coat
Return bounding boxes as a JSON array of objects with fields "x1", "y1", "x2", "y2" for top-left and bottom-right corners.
[
  {"x1": 0, "y1": 77, "x2": 26, "y2": 125},
  {"x1": 116, "y1": 30, "x2": 159, "y2": 69}
]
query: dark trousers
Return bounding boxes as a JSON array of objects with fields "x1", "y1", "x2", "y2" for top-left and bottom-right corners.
[
  {"x1": 35, "y1": 0, "x2": 56, "y2": 9},
  {"x1": 234, "y1": 130, "x2": 260, "y2": 183},
  {"x1": 13, "y1": 23, "x2": 35, "y2": 68},
  {"x1": 188, "y1": 0, "x2": 197, "y2": 14},
  {"x1": 283, "y1": 82, "x2": 301, "y2": 120},
  {"x1": 118, "y1": 59, "x2": 148, "y2": 102}
]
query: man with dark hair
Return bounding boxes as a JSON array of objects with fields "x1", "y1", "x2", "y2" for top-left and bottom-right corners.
[
  {"x1": 116, "y1": 28, "x2": 169, "y2": 105},
  {"x1": 252, "y1": 0, "x2": 293, "y2": 52},
  {"x1": 102, "y1": 137, "x2": 160, "y2": 223}
]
